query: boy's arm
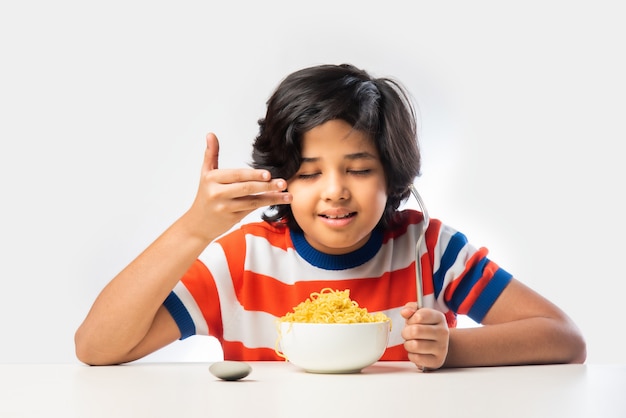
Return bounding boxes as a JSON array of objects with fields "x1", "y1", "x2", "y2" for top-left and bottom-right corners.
[
  {"x1": 401, "y1": 279, "x2": 586, "y2": 369},
  {"x1": 74, "y1": 134, "x2": 291, "y2": 366},
  {"x1": 444, "y1": 279, "x2": 586, "y2": 367},
  {"x1": 76, "y1": 305, "x2": 183, "y2": 366},
  {"x1": 74, "y1": 212, "x2": 212, "y2": 366}
]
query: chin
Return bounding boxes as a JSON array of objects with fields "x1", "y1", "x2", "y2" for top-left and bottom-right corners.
[{"x1": 323, "y1": 239, "x2": 367, "y2": 254}]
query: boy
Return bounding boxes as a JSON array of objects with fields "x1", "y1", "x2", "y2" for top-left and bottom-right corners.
[{"x1": 75, "y1": 64, "x2": 586, "y2": 369}]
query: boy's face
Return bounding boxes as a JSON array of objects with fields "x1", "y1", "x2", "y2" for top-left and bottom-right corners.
[{"x1": 288, "y1": 119, "x2": 387, "y2": 255}]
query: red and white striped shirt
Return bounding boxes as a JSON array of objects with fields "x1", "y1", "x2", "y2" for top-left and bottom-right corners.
[{"x1": 164, "y1": 210, "x2": 512, "y2": 361}]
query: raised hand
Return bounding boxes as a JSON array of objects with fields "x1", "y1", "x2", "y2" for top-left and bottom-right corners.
[{"x1": 186, "y1": 133, "x2": 292, "y2": 241}]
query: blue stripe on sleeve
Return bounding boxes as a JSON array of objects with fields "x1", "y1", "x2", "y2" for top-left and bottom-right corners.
[
  {"x1": 467, "y1": 268, "x2": 513, "y2": 323},
  {"x1": 446, "y1": 257, "x2": 490, "y2": 313},
  {"x1": 433, "y1": 231, "x2": 468, "y2": 299},
  {"x1": 163, "y1": 291, "x2": 196, "y2": 340}
]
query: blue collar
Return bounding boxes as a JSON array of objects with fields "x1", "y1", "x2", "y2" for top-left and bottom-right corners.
[{"x1": 289, "y1": 228, "x2": 383, "y2": 270}]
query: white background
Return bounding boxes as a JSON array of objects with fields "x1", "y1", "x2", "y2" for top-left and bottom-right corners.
[{"x1": 1, "y1": 1, "x2": 624, "y2": 364}]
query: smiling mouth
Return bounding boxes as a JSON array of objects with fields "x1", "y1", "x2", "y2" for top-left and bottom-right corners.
[{"x1": 319, "y1": 212, "x2": 356, "y2": 219}]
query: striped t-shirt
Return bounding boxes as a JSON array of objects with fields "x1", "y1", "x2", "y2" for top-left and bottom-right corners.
[{"x1": 163, "y1": 209, "x2": 513, "y2": 361}]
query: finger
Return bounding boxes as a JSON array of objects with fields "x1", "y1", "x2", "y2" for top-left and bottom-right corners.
[
  {"x1": 230, "y1": 191, "x2": 292, "y2": 213},
  {"x1": 207, "y1": 168, "x2": 275, "y2": 188},
  {"x1": 407, "y1": 352, "x2": 440, "y2": 371},
  {"x1": 404, "y1": 302, "x2": 418, "y2": 311},
  {"x1": 402, "y1": 324, "x2": 443, "y2": 342},
  {"x1": 400, "y1": 302, "x2": 418, "y2": 319},
  {"x1": 203, "y1": 133, "x2": 220, "y2": 172},
  {"x1": 404, "y1": 308, "x2": 443, "y2": 326},
  {"x1": 404, "y1": 338, "x2": 443, "y2": 355},
  {"x1": 201, "y1": 176, "x2": 291, "y2": 214}
]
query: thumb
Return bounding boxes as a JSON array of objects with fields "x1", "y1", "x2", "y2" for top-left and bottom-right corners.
[{"x1": 203, "y1": 132, "x2": 220, "y2": 172}]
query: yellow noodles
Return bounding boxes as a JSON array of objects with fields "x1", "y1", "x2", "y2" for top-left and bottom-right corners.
[
  {"x1": 274, "y1": 288, "x2": 391, "y2": 360},
  {"x1": 278, "y1": 288, "x2": 391, "y2": 324}
]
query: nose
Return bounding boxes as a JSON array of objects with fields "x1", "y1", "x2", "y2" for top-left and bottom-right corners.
[{"x1": 320, "y1": 172, "x2": 350, "y2": 201}]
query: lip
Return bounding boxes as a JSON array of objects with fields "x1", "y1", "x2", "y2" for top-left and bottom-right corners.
[{"x1": 318, "y1": 210, "x2": 357, "y2": 228}]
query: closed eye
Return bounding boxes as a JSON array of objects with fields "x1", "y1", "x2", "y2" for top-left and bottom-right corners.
[
  {"x1": 348, "y1": 169, "x2": 372, "y2": 176},
  {"x1": 297, "y1": 173, "x2": 320, "y2": 180}
]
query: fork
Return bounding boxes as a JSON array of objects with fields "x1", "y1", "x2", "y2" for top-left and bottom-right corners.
[{"x1": 408, "y1": 184, "x2": 430, "y2": 309}]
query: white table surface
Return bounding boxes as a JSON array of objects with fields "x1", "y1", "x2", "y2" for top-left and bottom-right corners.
[{"x1": 1, "y1": 362, "x2": 624, "y2": 418}]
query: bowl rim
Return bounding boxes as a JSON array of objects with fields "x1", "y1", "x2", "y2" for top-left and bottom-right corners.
[{"x1": 278, "y1": 320, "x2": 391, "y2": 326}]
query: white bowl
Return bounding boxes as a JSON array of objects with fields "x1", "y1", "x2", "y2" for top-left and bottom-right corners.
[{"x1": 278, "y1": 321, "x2": 391, "y2": 373}]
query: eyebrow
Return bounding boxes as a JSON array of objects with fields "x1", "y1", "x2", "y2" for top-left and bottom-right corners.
[{"x1": 301, "y1": 152, "x2": 379, "y2": 163}]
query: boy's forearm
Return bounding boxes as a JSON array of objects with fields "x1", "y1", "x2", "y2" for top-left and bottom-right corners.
[
  {"x1": 443, "y1": 317, "x2": 586, "y2": 368},
  {"x1": 74, "y1": 211, "x2": 214, "y2": 364}
]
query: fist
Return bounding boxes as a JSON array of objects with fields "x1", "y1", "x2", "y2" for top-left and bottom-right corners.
[{"x1": 400, "y1": 303, "x2": 449, "y2": 371}]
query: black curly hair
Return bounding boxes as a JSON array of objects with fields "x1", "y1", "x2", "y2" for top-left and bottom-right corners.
[{"x1": 250, "y1": 63, "x2": 421, "y2": 231}]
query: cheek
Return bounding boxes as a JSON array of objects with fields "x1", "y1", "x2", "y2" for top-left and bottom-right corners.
[
  {"x1": 371, "y1": 182, "x2": 388, "y2": 207},
  {"x1": 375, "y1": 192, "x2": 389, "y2": 215},
  {"x1": 371, "y1": 188, "x2": 389, "y2": 220},
  {"x1": 288, "y1": 187, "x2": 311, "y2": 215}
]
